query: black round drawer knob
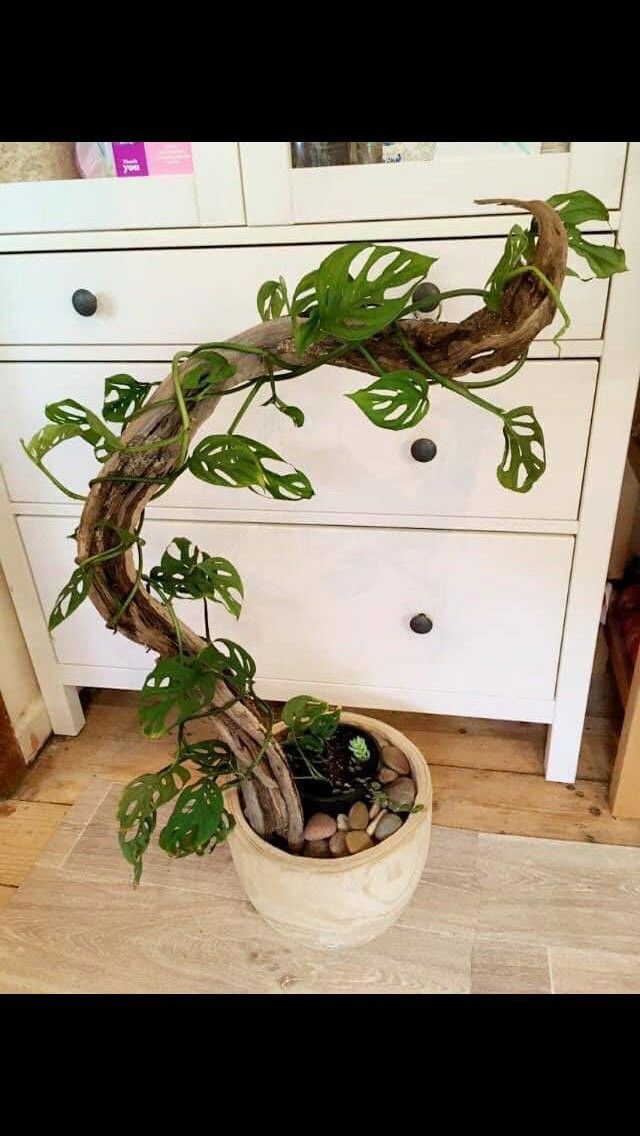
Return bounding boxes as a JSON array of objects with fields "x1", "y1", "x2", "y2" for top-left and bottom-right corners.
[
  {"x1": 71, "y1": 288, "x2": 98, "y2": 317},
  {"x1": 412, "y1": 281, "x2": 441, "y2": 312},
  {"x1": 410, "y1": 613, "x2": 433, "y2": 635},
  {"x1": 411, "y1": 438, "x2": 437, "y2": 462}
]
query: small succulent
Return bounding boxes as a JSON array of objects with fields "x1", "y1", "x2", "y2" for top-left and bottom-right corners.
[{"x1": 349, "y1": 735, "x2": 370, "y2": 763}]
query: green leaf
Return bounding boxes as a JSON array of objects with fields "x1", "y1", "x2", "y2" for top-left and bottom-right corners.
[
  {"x1": 138, "y1": 653, "x2": 219, "y2": 738},
  {"x1": 263, "y1": 390, "x2": 305, "y2": 428},
  {"x1": 182, "y1": 351, "x2": 236, "y2": 403},
  {"x1": 48, "y1": 565, "x2": 94, "y2": 630},
  {"x1": 20, "y1": 423, "x2": 89, "y2": 501},
  {"x1": 347, "y1": 370, "x2": 430, "y2": 431},
  {"x1": 282, "y1": 695, "x2": 331, "y2": 732},
  {"x1": 484, "y1": 224, "x2": 531, "y2": 313},
  {"x1": 290, "y1": 243, "x2": 436, "y2": 353},
  {"x1": 149, "y1": 538, "x2": 244, "y2": 618},
  {"x1": 206, "y1": 639, "x2": 257, "y2": 695},
  {"x1": 189, "y1": 434, "x2": 314, "y2": 501},
  {"x1": 45, "y1": 398, "x2": 121, "y2": 462},
  {"x1": 497, "y1": 406, "x2": 546, "y2": 493},
  {"x1": 565, "y1": 226, "x2": 627, "y2": 279},
  {"x1": 257, "y1": 279, "x2": 288, "y2": 321},
  {"x1": 102, "y1": 373, "x2": 155, "y2": 423},
  {"x1": 159, "y1": 777, "x2": 234, "y2": 858},
  {"x1": 180, "y1": 739, "x2": 236, "y2": 774},
  {"x1": 117, "y1": 765, "x2": 190, "y2": 883},
  {"x1": 547, "y1": 189, "x2": 609, "y2": 227}
]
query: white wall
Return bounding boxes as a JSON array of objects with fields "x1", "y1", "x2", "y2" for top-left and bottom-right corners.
[{"x1": 0, "y1": 565, "x2": 50, "y2": 760}]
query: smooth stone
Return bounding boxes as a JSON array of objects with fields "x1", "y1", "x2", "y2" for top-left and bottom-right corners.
[
  {"x1": 304, "y1": 839, "x2": 331, "y2": 858},
  {"x1": 386, "y1": 777, "x2": 416, "y2": 808},
  {"x1": 348, "y1": 801, "x2": 369, "y2": 831},
  {"x1": 304, "y1": 812, "x2": 337, "y2": 841},
  {"x1": 329, "y1": 831, "x2": 348, "y2": 858},
  {"x1": 378, "y1": 766, "x2": 398, "y2": 784},
  {"x1": 381, "y1": 745, "x2": 410, "y2": 775},
  {"x1": 336, "y1": 813, "x2": 350, "y2": 831},
  {"x1": 366, "y1": 809, "x2": 387, "y2": 836},
  {"x1": 369, "y1": 802, "x2": 381, "y2": 819},
  {"x1": 345, "y1": 830, "x2": 374, "y2": 855},
  {"x1": 374, "y1": 813, "x2": 403, "y2": 841}
]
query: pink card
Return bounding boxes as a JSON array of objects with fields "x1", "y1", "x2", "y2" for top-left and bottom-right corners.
[{"x1": 145, "y1": 142, "x2": 193, "y2": 176}]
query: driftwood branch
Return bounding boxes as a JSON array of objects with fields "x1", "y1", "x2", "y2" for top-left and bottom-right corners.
[{"x1": 76, "y1": 199, "x2": 567, "y2": 846}]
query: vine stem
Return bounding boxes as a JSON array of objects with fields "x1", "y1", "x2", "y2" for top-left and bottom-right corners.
[
  {"x1": 395, "y1": 326, "x2": 506, "y2": 418},
  {"x1": 460, "y1": 353, "x2": 528, "y2": 390},
  {"x1": 402, "y1": 286, "x2": 489, "y2": 318},
  {"x1": 227, "y1": 379, "x2": 265, "y2": 434},
  {"x1": 504, "y1": 264, "x2": 570, "y2": 345}
]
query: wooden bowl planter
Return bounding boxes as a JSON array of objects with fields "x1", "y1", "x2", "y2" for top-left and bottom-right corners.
[{"x1": 227, "y1": 712, "x2": 432, "y2": 949}]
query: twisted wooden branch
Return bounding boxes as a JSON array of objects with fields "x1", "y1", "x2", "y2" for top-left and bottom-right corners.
[{"x1": 76, "y1": 199, "x2": 567, "y2": 846}]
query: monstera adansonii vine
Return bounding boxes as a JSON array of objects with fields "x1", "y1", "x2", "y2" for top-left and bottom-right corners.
[{"x1": 21, "y1": 193, "x2": 627, "y2": 881}]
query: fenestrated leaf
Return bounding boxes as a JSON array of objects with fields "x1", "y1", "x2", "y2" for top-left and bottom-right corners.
[
  {"x1": 189, "y1": 434, "x2": 314, "y2": 500},
  {"x1": 148, "y1": 538, "x2": 244, "y2": 618},
  {"x1": 290, "y1": 243, "x2": 435, "y2": 353},
  {"x1": 206, "y1": 639, "x2": 256, "y2": 695},
  {"x1": 257, "y1": 278, "x2": 288, "y2": 321},
  {"x1": 48, "y1": 565, "x2": 94, "y2": 630},
  {"x1": 158, "y1": 777, "x2": 234, "y2": 858},
  {"x1": 20, "y1": 422, "x2": 88, "y2": 501},
  {"x1": 180, "y1": 739, "x2": 236, "y2": 774},
  {"x1": 117, "y1": 765, "x2": 190, "y2": 883},
  {"x1": 102, "y1": 373, "x2": 155, "y2": 424},
  {"x1": 497, "y1": 405, "x2": 546, "y2": 493},
  {"x1": 282, "y1": 694, "x2": 331, "y2": 732},
  {"x1": 564, "y1": 227, "x2": 627, "y2": 279},
  {"x1": 45, "y1": 398, "x2": 121, "y2": 462},
  {"x1": 182, "y1": 351, "x2": 236, "y2": 403},
  {"x1": 347, "y1": 370, "x2": 430, "y2": 430},
  {"x1": 138, "y1": 653, "x2": 220, "y2": 738},
  {"x1": 485, "y1": 224, "x2": 531, "y2": 313},
  {"x1": 547, "y1": 189, "x2": 610, "y2": 227}
]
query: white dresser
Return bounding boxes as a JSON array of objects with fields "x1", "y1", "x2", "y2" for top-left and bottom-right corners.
[{"x1": 1, "y1": 141, "x2": 638, "y2": 784}]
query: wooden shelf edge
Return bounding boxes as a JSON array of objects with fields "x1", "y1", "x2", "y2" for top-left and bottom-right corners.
[{"x1": 605, "y1": 608, "x2": 633, "y2": 709}]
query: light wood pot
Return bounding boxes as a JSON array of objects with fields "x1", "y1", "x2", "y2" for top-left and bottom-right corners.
[{"x1": 227, "y1": 712, "x2": 432, "y2": 949}]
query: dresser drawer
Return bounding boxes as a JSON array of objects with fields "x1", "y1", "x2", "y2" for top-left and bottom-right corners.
[
  {"x1": 3, "y1": 359, "x2": 597, "y2": 521},
  {"x1": 18, "y1": 518, "x2": 573, "y2": 703},
  {"x1": 0, "y1": 235, "x2": 611, "y2": 345}
]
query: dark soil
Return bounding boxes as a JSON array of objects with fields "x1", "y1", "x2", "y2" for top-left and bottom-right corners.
[{"x1": 285, "y1": 724, "x2": 381, "y2": 817}]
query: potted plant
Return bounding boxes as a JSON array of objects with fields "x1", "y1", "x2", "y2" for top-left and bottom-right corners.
[{"x1": 21, "y1": 192, "x2": 626, "y2": 949}]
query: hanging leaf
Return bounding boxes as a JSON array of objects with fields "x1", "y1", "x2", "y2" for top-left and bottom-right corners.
[
  {"x1": 547, "y1": 189, "x2": 610, "y2": 227},
  {"x1": 45, "y1": 398, "x2": 121, "y2": 461},
  {"x1": 547, "y1": 190, "x2": 627, "y2": 280},
  {"x1": 180, "y1": 739, "x2": 236, "y2": 774},
  {"x1": 484, "y1": 224, "x2": 531, "y2": 312},
  {"x1": 148, "y1": 538, "x2": 244, "y2": 618},
  {"x1": 347, "y1": 370, "x2": 430, "y2": 430},
  {"x1": 20, "y1": 423, "x2": 88, "y2": 501},
  {"x1": 138, "y1": 653, "x2": 220, "y2": 738},
  {"x1": 290, "y1": 243, "x2": 435, "y2": 353},
  {"x1": 281, "y1": 694, "x2": 331, "y2": 731},
  {"x1": 563, "y1": 227, "x2": 627, "y2": 280},
  {"x1": 159, "y1": 777, "x2": 235, "y2": 857},
  {"x1": 497, "y1": 406, "x2": 546, "y2": 493},
  {"x1": 189, "y1": 434, "x2": 313, "y2": 500},
  {"x1": 48, "y1": 564, "x2": 94, "y2": 630},
  {"x1": 102, "y1": 374, "x2": 155, "y2": 424},
  {"x1": 117, "y1": 765, "x2": 190, "y2": 883},
  {"x1": 182, "y1": 351, "x2": 236, "y2": 403},
  {"x1": 263, "y1": 390, "x2": 305, "y2": 428},
  {"x1": 206, "y1": 639, "x2": 257, "y2": 695},
  {"x1": 257, "y1": 278, "x2": 288, "y2": 321}
]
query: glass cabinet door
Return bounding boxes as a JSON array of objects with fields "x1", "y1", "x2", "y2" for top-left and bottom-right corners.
[
  {"x1": 0, "y1": 142, "x2": 245, "y2": 234},
  {"x1": 239, "y1": 142, "x2": 628, "y2": 225}
]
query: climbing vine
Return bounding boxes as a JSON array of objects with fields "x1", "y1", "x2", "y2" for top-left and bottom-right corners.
[{"x1": 20, "y1": 191, "x2": 627, "y2": 881}]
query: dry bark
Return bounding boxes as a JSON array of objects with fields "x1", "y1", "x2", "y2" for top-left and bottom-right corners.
[{"x1": 76, "y1": 198, "x2": 567, "y2": 846}]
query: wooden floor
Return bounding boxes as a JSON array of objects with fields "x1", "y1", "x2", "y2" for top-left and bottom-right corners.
[
  {"x1": 1, "y1": 777, "x2": 639, "y2": 994},
  {"x1": 2, "y1": 663, "x2": 640, "y2": 915}
]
